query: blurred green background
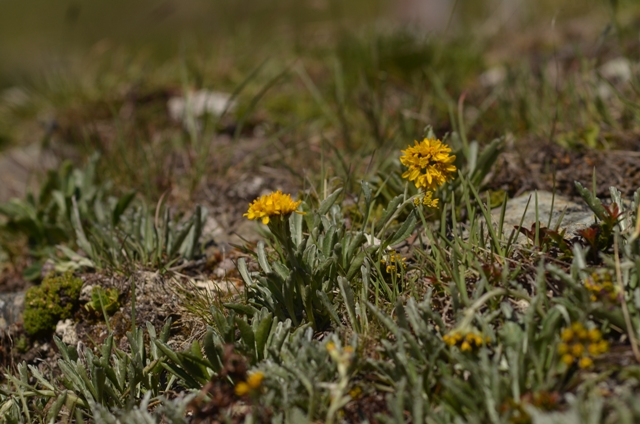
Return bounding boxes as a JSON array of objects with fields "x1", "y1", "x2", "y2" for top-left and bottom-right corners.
[{"x1": 0, "y1": 0, "x2": 621, "y2": 87}]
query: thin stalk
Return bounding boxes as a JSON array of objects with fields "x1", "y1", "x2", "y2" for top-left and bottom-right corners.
[{"x1": 613, "y1": 232, "x2": 640, "y2": 363}]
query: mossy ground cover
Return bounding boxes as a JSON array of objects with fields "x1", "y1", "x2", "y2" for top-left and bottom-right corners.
[{"x1": 2, "y1": 1, "x2": 640, "y2": 423}]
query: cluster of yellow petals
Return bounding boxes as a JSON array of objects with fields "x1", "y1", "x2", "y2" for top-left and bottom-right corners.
[
  {"x1": 413, "y1": 191, "x2": 439, "y2": 208},
  {"x1": 443, "y1": 330, "x2": 490, "y2": 352},
  {"x1": 243, "y1": 190, "x2": 303, "y2": 224},
  {"x1": 557, "y1": 322, "x2": 608, "y2": 369},
  {"x1": 400, "y1": 138, "x2": 456, "y2": 191},
  {"x1": 235, "y1": 371, "x2": 265, "y2": 396},
  {"x1": 585, "y1": 273, "x2": 619, "y2": 303},
  {"x1": 380, "y1": 251, "x2": 407, "y2": 273}
]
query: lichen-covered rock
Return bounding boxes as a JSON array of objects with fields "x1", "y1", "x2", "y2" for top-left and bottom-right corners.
[
  {"x1": 490, "y1": 191, "x2": 594, "y2": 244},
  {"x1": 55, "y1": 318, "x2": 78, "y2": 345},
  {"x1": 23, "y1": 273, "x2": 83, "y2": 336}
]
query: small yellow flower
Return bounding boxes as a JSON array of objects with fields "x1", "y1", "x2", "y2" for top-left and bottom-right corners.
[
  {"x1": 585, "y1": 273, "x2": 618, "y2": 303},
  {"x1": 466, "y1": 333, "x2": 483, "y2": 347},
  {"x1": 414, "y1": 191, "x2": 440, "y2": 208},
  {"x1": 326, "y1": 342, "x2": 336, "y2": 352},
  {"x1": 571, "y1": 322, "x2": 584, "y2": 333},
  {"x1": 244, "y1": 190, "x2": 303, "y2": 224},
  {"x1": 578, "y1": 357, "x2": 594, "y2": 369},
  {"x1": 235, "y1": 382, "x2": 250, "y2": 396},
  {"x1": 562, "y1": 354, "x2": 575, "y2": 365},
  {"x1": 349, "y1": 386, "x2": 362, "y2": 399},
  {"x1": 444, "y1": 330, "x2": 488, "y2": 352},
  {"x1": 382, "y1": 252, "x2": 406, "y2": 273},
  {"x1": 571, "y1": 343, "x2": 584, "y2": 357},
  {"x1": 561, "y1": 328, "x2": 574, "y2": 342},
  {"x1": 557, "y1": 343, "x2": 569, "y2": 355},
  {"x1": 587, "y1": 328, "x2": 602, "y2": 343},
  {"x1": 595, "y1": 340, "x2": 609, "y2": 355},
  {"x1": 247, "y1": 372, "x2": 264, "y2": 389},
  {"x1": 400, "y1": 138, "x2": 456, "y2": 190},
  {"x1": 576, "y1": 328, "x2": 588, "y2": 340}
]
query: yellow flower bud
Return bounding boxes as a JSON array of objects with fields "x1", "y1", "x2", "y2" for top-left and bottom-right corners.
[
  {"x1": 571, "y1": 343, "x2": 584, "y2": 357},
  {"x1": 587, "y1": 328, "x2": 601, "y2": 343},
  {"x1": 461, "y1": 341, "x2": 472, "y2": 352},
  {"x1": 235, "y1": 382, "x2": 250, "y2": 396},
  {"x1": 561, "y1": 354, "x2": 575, "y2": 365},
  {"x1": 561, "y1": 329, "x2": 574, "y2": 342},
  {"x1": 578, "y1": 357, "x2": 593, "y2": 369},
  {"x1": 349, "y1": 386, "x2": 362, "y2": 399},
  {"x1": 247, "y1": 372, "x2": 264, "y2": 389},
  {"x1": 557, "y1": 343, "x2": 569, "y2": 355},
  {"x1": 597, "y1": 340, "x2": 609, "y2": 354}
]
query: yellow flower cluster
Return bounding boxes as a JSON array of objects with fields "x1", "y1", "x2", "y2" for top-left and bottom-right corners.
[
  {"x1": 400, "y1": 138, "x2": 456, "y2": 191},
  {"x1": 234, "y1": 371, "x2": 265, "y2": 396},
  {"x1": 443, "y1": 330, "x2": 490, "y2": 352},
  {"x1": 348, "y1": 386, "x2": 362, "y2": 399},
  {"x1": 244, "y1": 190, "x2": 303, "y2": 225},
  {"x1": 557, "y1": 322, "x2": 609, "y2": 369},
  {"x1": 413, "y1": 190, "x2": 439, "y2": 208},
  {"x1": 326, "y1": 341, "x2": 354, "y2": 355},
  {"x1": 584, "y1": 273, "x2": 619, "y2": 303},
  {"x1": 380, "y1": 251, "x2": 407, "y2": 273}
]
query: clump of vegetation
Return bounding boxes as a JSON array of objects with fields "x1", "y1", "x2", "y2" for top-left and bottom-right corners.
[
  {"x1": 23, "y1": 273, "x2": 83, "y2": 336},
  {"x1": 4, "y1": 1, "x2": 640, "y2": 422},
  {"x1": 84, "y1": 286, "x2": 120, "y2": 315}
]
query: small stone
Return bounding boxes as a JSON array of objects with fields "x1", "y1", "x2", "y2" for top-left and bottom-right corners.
[
  {"x1": 79, "y1": 284, "x2": 95, "y2": 303},
  {"x1": 479, "y1": 66, "x2": 506, "y2": 87},
  {"x1": 203, "y1": 216, "x2": 224, "y2": 240},
  {"x1": 600, "y1": 58, "x2": 632, "y2": 82},
  {"x1": 55, "y1": 319, "x2": 78, "y2": 346},
  {"x1": 167, "y1": 90, "x2": 235, "y2": 123}
]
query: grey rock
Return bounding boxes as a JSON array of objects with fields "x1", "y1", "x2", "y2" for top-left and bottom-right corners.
[
  {"x1": 490, "y1": 191, "x2": 595, "y2": 244},
  {"x1": 0, "y1": 291, "x2": 25, "y2": 330},
  {"x1": 55, "y1": 318, "x2": 78, "y2": 345}
]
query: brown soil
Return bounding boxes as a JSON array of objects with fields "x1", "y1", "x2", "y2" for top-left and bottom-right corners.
[{"x1": 487, "y1": 140, "x2": 640, "y2": 199}]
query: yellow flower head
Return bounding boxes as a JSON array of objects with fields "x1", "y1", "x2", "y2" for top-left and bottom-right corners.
[
  {"x1": 445, "y1": 330, "x2": 486, "y2": 351},
  {"x1": 235, "y1": 381, "x2": 250, "y2": 396},
  {"x1": 557, "y1": 343, "x2": 569, "y2": 355},
  {"x1": 578, "y1": 357, "x2": 594, "y2": 369},
  {"x1": 561, "y1": 328, "x2": 574, "y2": 342},
  {"x1": 571, "y1": 343, "x2": 585, "y2": 357},
  {"x1": 382, "y1": 251, "x2": 407, "y2": 273},
  {"x1": 247, "y1": 372, "x2": 264, "y2": 389},
  {"x1": 561, "y1": 354, "x2": 575, "y2": 365},
  {"x1": 349, "y1": 386, "x2": 362, "y2": 399},
  {"x1": 244, "y1": 190, "x2": 303, "y2": 224},
  {"x1": 587, "y1": 328, "x2": 602, "y2": 343},
  {"x1": 414, "y1": 191, "x2": 440, "y2": 208},
  {"x1": 400, "y1": 138, "x2": 456, "y2": 190}
]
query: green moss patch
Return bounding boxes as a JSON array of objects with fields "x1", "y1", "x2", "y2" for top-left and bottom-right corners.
[{"x1": 23, "y1": 273, "x2": 83, "y2": 336}]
